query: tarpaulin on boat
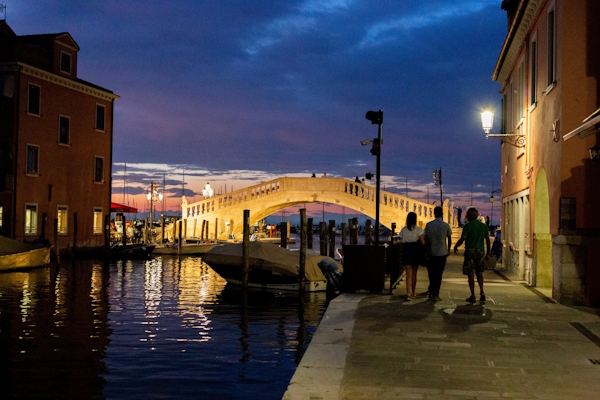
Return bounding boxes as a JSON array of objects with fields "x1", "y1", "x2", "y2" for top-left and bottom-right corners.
[
  {"x1": 203, "y1": 241, "x2": 342, "y2": 282},
  {"x1": 110, "y1": 202, "x2": 138, "y2": 213}
]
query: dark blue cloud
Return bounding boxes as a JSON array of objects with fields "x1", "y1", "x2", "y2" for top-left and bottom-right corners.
[{"x1": 7, "y1": 0, "x2": 507, "y2": 222}]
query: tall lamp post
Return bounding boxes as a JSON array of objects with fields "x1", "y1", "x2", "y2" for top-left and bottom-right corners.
[
  {"x1": 433, "y1": 167, "x2": 443, "y2": 204},
  {"x1": 363, "y1": 110, "x2": 383, "y2": 246},
  {"x1": 147, "y1": 182, "x2": 163, "y2": 242}
]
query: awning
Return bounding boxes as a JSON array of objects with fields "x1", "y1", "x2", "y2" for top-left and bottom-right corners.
[
  {"x1": 110, "y1": 202, "x2": 138, "y2": 213},
  {"x1": 563, "y1": 107, "x2": 600, "y2": 141}
]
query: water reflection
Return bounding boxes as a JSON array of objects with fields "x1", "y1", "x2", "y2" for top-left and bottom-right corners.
[{"x1": 0, "y1": 256, "x2": 329, "y2": 399}]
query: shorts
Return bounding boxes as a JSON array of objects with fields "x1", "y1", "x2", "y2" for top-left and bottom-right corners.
[{"x1": 463, "y1": 249, "x2": 486, "y2": 276}]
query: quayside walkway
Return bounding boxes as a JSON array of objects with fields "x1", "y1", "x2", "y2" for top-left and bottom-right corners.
[{"x1": 284, "y1": 255, "x2": 600, "y2": 400}]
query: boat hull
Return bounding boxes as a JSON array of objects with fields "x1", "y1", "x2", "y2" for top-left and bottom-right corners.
[
  {"x1": 104, "y1": 244, "x2": 155, "y2": 260},
  {"x1": 153, "y1": 242, "x2": 219, "y2": 255},
  {"x1": 0, "y1": 247, "x2": 51, "y2": 272},
  {"x1": 208, "y1": 263, "x2": 327, "y2": 292}
]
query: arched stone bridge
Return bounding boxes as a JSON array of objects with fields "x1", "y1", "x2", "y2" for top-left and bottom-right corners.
[{"x1": 181, "y1": 177, "x2": 454, "y2": 241}]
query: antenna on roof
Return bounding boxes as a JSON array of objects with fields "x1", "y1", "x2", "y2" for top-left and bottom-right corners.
[{"x1": 0, "y1": 3, "x2": 6, "y2": 21}]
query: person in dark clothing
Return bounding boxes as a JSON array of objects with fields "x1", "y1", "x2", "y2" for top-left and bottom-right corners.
[{"x1": 424, "y1": 206, "x2": 452, "y2": 301}]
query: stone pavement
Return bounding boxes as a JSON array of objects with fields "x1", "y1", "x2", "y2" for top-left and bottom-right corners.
[{"x1": 283, "y1": 254, "x2": 600, "y2": 400}]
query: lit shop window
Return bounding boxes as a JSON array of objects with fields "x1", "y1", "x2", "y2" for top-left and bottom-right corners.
[
  {"x1": 57, "y1": 205, "x2": 68, "y2": 234},
  {"x1": 93, "y1": 208, "x2": 103, "y2": 234},
  {"x1": 25, "y1": 203, "x2": 37, "y2": 235}
]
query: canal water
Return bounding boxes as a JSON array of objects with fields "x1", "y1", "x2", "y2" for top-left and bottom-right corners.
[{"x1": 0, "y1": 254, "x2": 332, "y2": 399}]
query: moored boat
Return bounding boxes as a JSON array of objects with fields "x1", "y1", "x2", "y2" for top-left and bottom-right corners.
[
  {"x1": 202, "y1": 241, "x2": 341, "y2": 292},
  {"x1": 153, "y1": 241, "x2": 221, "y2": 255},
  {"x1": 104, "y1": 243, "x2": 155, "y2": 260},
  {"x1": 0, "y1": 236, "x2": 51, "y2": 272}
]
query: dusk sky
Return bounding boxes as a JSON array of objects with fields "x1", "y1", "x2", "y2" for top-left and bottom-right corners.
[{"x1": 7, "y1": 1, "x2": 508, "y2": 225}]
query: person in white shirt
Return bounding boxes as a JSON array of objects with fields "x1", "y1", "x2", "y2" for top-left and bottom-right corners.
[{"x1": 398, "y1": 212, "x2": 425, "y2": 300}]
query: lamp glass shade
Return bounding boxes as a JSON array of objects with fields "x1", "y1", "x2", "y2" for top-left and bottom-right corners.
[
  {"x1": 490, "y1": 195, "x2": 494, "y2": 203},
  {"x1": 147, "y1": 193, "x2": 151, "y2": 201},
  {"x1": 481, "y1": 108, "x2": 494, "y2": 134}
]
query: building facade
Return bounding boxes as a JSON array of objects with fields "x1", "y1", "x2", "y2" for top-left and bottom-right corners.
[
  {"x1": 493, "y1": 0, "x2": 600, "y2": 305},
  {"x1": 0, "y1": 21, "x2": 118, "y2": 252}
]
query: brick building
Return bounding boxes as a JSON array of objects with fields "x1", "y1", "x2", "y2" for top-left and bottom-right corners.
[
  {"x1": 493, "y1": 0, "x2": 600, "y2": 305},
  {"x1": 0, "y1": 21, "x2": 118, "y2": 252}
]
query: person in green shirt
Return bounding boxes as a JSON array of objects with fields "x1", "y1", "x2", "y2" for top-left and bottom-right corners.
[{"x1": 454, "y1": 207, "x2": 490, "y2": 302}]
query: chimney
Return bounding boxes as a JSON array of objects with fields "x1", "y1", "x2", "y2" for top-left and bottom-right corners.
[{"x1": 501, "y1": 0, "x2": 520, "y2": 30}]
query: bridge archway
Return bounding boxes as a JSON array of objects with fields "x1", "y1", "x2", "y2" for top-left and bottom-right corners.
[{"x1": 181, "y1": 177, "x2": 454, "y2": 240}]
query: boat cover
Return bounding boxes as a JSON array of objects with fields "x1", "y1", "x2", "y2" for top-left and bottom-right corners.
[{"x1": 203, "y1": 241, "x2": 342, "y2": 282}]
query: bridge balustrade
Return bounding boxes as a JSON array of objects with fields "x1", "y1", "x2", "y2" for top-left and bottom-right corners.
[{"x1": 180, "y1": 177, "x2": 453, "y2": 241}]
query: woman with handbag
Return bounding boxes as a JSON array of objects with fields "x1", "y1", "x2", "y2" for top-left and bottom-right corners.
[{"x1": 398, "y1": 212, "x2": 425, "y2": 300}]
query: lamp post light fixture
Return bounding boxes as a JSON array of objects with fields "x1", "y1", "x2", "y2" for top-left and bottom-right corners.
[
  {"x1": 202, "y1": 182, "x2": 214, "y2": 198},
  {"x1": 147, "y1": 181, "x2": 163, "y2": 241},
  {"x1": 481, "y1": 104, "x2": 526, "y2": 148},
  {"x1": 365, "y1": 109, "x2": 383, "y2": 247}
]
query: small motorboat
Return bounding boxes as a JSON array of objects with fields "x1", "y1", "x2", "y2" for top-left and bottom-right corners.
[
  {"x1": 0, "y1": 236, "x2": 51, "y2": 272},
  {"x1": 202, "y1": 241, "x2": 342, "y2": 292},
  {"x1": 104, "y1": 243, "x2": 155, "y2": 260}
]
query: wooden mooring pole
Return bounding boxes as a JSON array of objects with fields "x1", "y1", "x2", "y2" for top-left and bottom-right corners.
[
  {"x1": 280, "y1": 222, "x2": 288, "y2": 248},
  {"x1": 178, "y1": 220, "x2": 182, "y2": 254},
  {"x1": 54, "y1": 218, "x2": 60, "y2": 266},
  {"x1": 319, "y1": 222, "x2": 327, "y2": 255},
  {"x1": 365, "y1": 219, "x2": 372, "y2": 245},
  {"x1": 299, "y1": 209, "x2": 307, "y2": 291},
  {"x1": 307, "y1": 217, "x2": 313, "y2": 249},
  {"x1": 242, "y1": 210, "x2": 250, "y2": 288},
  {"x1": 328, "y1": 220, "x2": 336, "y2": 258},
  {"x1": 352, "y1": 217, "x2": 359, "y2": 245},
  {"x1": 73, "y1": 212, "x2": 78, "y2": 256}
]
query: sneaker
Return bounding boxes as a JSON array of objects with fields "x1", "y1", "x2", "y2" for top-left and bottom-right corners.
[
  {"x1": 405, "y1": 295, "x2": 412, "y2": 301},
  {"x1": 466, "y1": 296, "x2": 476, "y2": 303},
  {"x1": 420, "y1": 290, "x2": 430, "y2": 296},
  {"x1": 480, "y1": 294, "x2": 486, "y2": 302},
  {"x1": 432, "y1": 296, "x2": 442, "y2": 301}
]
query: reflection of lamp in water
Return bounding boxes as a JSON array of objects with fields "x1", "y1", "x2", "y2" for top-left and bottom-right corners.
[{"x1": 202, "y1": 182, "x2": 214, "y2": 198}]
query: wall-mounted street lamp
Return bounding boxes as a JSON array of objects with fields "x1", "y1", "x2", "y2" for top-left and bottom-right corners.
[
  {"x1": 589, "y1": 146, "x2": 599, "y2": 163},
  {"x1": 481, "y1": 104, "x2": 525, "y2": 148},
  {"x1": 202, "y1": 182, "x2": 214, "y2": 198},
  {"x1": 364, "y1": 109, "x2": 383, "y2": 247}
]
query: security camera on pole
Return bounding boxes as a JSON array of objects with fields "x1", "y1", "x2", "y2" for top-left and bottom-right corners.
[{"x1": 433, "y1": 167, "x2": 443, "y2": 205}]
